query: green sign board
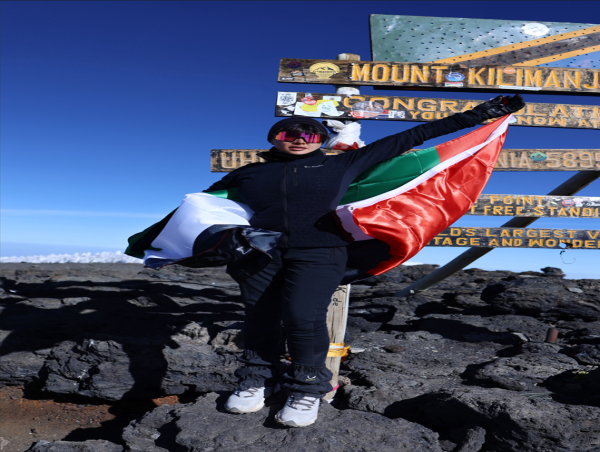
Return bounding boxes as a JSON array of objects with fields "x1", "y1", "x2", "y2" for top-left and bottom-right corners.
[{"x1": 370, "y1": 15, "x2": 600, "y2": 68}]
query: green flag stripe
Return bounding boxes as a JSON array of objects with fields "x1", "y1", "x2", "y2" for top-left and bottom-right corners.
[
  {"x1": 206, "y1": 187, "x2": 244, "y2": 203},
  {"x1": 205, "y1": 148, "x2": 440, "y2": 206},
  {"x1": 339, "y1": 147, "x2": 440, "y2": 205},
  {"x1": 124, "y1": 208, "x2": 177, "y2": 258}
]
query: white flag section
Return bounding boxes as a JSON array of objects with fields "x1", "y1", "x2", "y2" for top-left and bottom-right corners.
[{"x1": 143, "y1": 193, "x2": 254, "y2": 262}]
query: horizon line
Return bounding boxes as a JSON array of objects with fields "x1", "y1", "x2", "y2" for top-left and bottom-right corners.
[{"x1": 1, "y1": 209, "x2": 163, "y2": 219}]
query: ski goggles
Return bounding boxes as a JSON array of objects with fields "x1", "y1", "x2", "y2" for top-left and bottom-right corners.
[{"x1": 274, "y1": 131, "x2": 324, "y2": 143}]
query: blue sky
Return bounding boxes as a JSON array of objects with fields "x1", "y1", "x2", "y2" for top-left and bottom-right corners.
[{"x1": 1, "y1": 1, "x2": 599, "y2": 278}]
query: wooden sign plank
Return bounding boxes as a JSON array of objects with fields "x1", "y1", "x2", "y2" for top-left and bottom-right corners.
[
  {"x1": 279, "y1": 58, "x2": 600, "y2": 95},
  {"x1": 427, "y1": 227, "x2": 600, "y2": 249},
  {"x1": 210, "y1": 149, "x2": 600, "y2": 172},
  {"x1": 274, "y1": 92, "x2": 600, "y2": 130},
  {"x1": 466, "y1": 195, "x2": 600, "y2": 219},
  {"x1": 494, "y1": 150, "x2": 600, "y2": 171}
]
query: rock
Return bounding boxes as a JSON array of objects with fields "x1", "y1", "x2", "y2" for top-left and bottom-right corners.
[
  {"x1": 467, "y1": 353, "x2": 581, "y2": 391},
  {"x1": 26, "y1": 439, "x2": 123, "y2": 451},
  {"x1": 2, "y1": 263, "x2": 600, "y2": 451},
  {"x1": 42, "y1": 336, "x2": 240, "y2": 400},
  {"x1": 445, "y1": 424, "x2": 486, "y2": 452},
  {"x1": 572, "y1": 344, "x2": 600, "y2": 365},
  {"x1": 519, "y1": 342, "x2": 561, "y2": 354},
  {"x1": 61, "y1": 297, "x2": 91, "y2": 305},
  {"x1": 562, "y1": 325, "x2": 600, "y2": 345},
  {"x1": 0, "y1": 350, "x2": 46, "y2": 386},
  {"x1": 43, "y1": 339, "x2": 142, "y2": 400},
  {"x1": 383, "y1": 344, "x2": 404, "y2": 353},
  {"x1": 341, "y1": 332, "x2": 497, "y2": 415},
  {"x1": 123, "y1": 392, "x2": 443, "y2": 452},
  {"x1": 481, "y1": 278, "x2": 600, "y2": 321},
  {"x1": 408, "y1": 388, "x2": 600, "y2": 452},
  {"x1": 541, "y1": 267, "x2": 565, "y2": 277},
  {"x1": 412, "y1": 313, "x2": 548, "y2": 344},
  {"x1": 442, "y1": 291, "x2": 488, "y2": 309},
  {"x1": 209, "y1": 327, "x2": 244, "y2": 350},
  {"x1": 160, "y1": 340, "x2": 239, "y2": 395}
]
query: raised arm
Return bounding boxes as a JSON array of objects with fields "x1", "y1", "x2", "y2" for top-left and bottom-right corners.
[{"x1": 338, "y1": 95, "x2": 525, "y2": 177}]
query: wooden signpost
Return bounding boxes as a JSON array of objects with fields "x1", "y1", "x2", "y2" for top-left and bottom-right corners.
[
  {"x1": 275, "y1": 92, "x2": 600, "y2": 129},
  {"x1": 211, "y1": 149, "x2": 600, "y2": 172},
  {"x1": 278, "y1": 58, "x2": 600, "y2": 95},
  {"x1": 209, "y1": 15, "x2": 599, "y2": 400},
  {"x1": 429, "y1": 227, "x2": 600, "y2": 249},
  {"x1": 324, "y1": 285, "x2": 350, "y2": 401},
  {"x1": 465, "y1": 194, "x2": 600, "y2": 218}
]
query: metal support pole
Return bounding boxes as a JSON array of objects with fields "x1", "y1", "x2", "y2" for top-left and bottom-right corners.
[{"x1": 394, "y1": 171, "x2": 600, "y2": 297}]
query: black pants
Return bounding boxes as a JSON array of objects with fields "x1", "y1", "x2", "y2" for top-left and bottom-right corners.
[{"x1": 231, "y1": 246, "x2": 347, "y2": 396}]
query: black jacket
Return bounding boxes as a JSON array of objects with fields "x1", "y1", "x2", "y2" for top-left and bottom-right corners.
[{"x1": 205, "y1": 110, "x2": 486, "y2": 248}]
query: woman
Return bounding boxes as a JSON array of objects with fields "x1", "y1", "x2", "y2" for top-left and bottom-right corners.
[{"x1": 204, "y1": 95, "x2": 525, "y2": 427}]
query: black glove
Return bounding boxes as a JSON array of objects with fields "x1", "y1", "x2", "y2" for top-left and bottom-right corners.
[{"x1": 470, "y1": 94, "x2": 525, "y2": 120}]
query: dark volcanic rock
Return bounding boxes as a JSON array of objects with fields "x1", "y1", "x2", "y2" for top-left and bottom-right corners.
[
  {"x1": 2, "y1": 263, "x2": 600, "y2": 451},
  {"x1": 26, "y1": 439, "x2": 123, "y2": 451},
  {"x1": 407, "y1": 388, "x2": 600, "y2": 452},
  {"x1": 562, "y1": 324, "x2": 600, "y2": 345},
  {"x1": 42, "y1": 333, "x2": 240, "y2": 400},
  {"x1": 0, "y1": 346, "x2": 47, "y2": 385},
  {"x1": 467, "y1": 353, "x2": 581, "y2": 391},
  {"x1": 123, "y1": 392, "x2": 443, "y2": 452},
  {"x1": 481, "y1": 277, "x2": 600, "y2": 321},
  {"x1": 571, "y1": 344, "x2": 600, "y2": 365},
  {"x1": 341, "y1": 330, "x2": 499, "y2": 415}
]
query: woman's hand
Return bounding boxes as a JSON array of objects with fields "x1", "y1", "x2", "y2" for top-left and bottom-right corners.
[{"x1": 470, "y1": 94, "x2": 526, "y2": 120}]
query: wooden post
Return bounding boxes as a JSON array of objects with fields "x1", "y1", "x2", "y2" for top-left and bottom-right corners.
[
  {"x1": 323, "y1": 53, "x2": 360, "y2": 402},
  {"x1": 323, "y1": 285, "x2": 351, "y2": 401},
  {"x1": 394, "y1": 171, "x2": 600, "y2": 297}
]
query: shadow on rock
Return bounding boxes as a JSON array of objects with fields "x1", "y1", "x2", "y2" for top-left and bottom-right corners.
[
  {"x1": 1, "y1": 271, "x2": 245, "y2": 402},
  {"x1": 540, "y1": 367, "x2": 600, "y2": 407},
  {"x1": 386, "y1": 388, "x2": 600, "y2": 452}
]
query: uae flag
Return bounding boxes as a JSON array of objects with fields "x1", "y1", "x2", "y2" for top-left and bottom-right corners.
[{"x1": 126, "y1": 115, "x2": 511, "y2": 283}]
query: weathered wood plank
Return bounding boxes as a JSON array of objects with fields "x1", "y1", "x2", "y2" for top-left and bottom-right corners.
[
  {"x1": 211, "y1": 149, "x2": 600, "y2": 172},
  {"x1": 324, "y1": 284, "x2": 350, "y2": 401},
  {"x1": 278, "y1": 58, "x2": 600, "y2": 95},
  {"x1": 494, "y1": 150, "x2": 600, "y2": 171},
  {"x1": 427, "y1": 227, "x2": 600, "y2": 249},
  {"x1": 466, "y1": 195, "x2": 600, "y2": 218},
  {"x1": 274, "y1": 92, "x2": 600, "y2": 129}
]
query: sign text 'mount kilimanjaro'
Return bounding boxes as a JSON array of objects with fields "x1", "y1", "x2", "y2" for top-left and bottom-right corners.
[
  {"x1": 275, "y1": 92, "x2": 600, "y2": 130},
  {"x1": 278, "y1": 58, "x2": 600, "y2": 95}
]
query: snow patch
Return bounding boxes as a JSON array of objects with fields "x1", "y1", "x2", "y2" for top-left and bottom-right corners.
[
  {"x1": 0, "y1": 251, "x2": 142, "y2": 264},
  {"x1": 0, "y1": 251, "x2": 423, "y2": 267}
]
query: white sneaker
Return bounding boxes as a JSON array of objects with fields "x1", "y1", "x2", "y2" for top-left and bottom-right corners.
[
  {"x1": 275, "y1": 394, "x2": 320, "y2": 427},
  {"x1": 224, "y1": 386, "x2": 277, "y2": 414}
]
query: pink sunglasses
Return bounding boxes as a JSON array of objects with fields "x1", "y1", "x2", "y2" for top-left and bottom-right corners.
[{"x1": 274, "y1": 131, "x2": 324, "y2": 143}]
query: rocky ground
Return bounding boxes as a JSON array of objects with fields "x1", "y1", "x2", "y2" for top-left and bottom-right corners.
[{"x1": 1, "y1": 262, "x2": 599, "y2": 452}]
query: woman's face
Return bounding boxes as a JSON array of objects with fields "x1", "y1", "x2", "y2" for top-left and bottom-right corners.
[{"x1": 270, "y1": 137, "x2": 322, "y2": 155}]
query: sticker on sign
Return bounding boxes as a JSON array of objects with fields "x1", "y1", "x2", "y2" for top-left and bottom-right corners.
[{"x1": 277, "y1": 92, "x2": 297, "y2": 106}]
